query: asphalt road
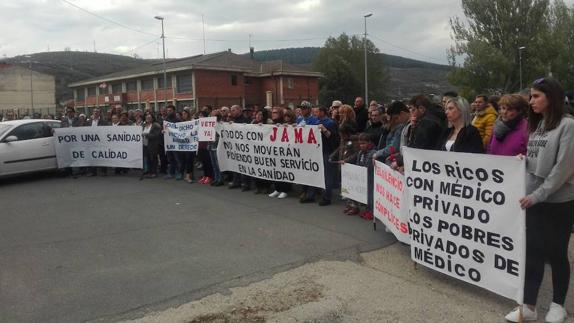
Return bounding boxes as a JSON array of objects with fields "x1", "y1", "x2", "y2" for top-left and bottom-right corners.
[{"x1": 0, "y1": 172, "x2": 394, "y2": 323}]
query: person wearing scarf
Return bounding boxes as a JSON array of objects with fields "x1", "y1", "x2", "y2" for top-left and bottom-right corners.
[{"x1": 487, "y1": 94, "x2": 528, "y2": 156}]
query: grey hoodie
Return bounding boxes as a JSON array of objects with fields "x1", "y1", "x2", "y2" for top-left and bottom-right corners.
[{"x1": 526, "y1": 115, "x2": 574, "y2": 204}]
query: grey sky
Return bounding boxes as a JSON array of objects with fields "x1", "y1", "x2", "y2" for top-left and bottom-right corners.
[{"x1": 1, "y1": 0, "x2": 572, "y2": 64}]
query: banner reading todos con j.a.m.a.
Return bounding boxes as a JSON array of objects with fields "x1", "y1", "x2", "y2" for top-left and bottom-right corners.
[
  {"x1": 54, "y1": 126, "x2": 143, "y2": 168},
  {"x1": 402, "y1": 147, "x2": 526, "y2": 302},
  {"x1": 217, "y1": 123, "x2": 325, "y2": 188}
]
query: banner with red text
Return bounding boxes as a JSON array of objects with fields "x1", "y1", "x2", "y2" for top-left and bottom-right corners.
[
  {"x1": 216, "y1": 123, "x2": 325, "y2": 188},
  {"x1": 403, "y1": 147, "x2": 526, "y2": 302},
  {"x1": 373, "y1": 160, "x2": 410, "y2": 244}
]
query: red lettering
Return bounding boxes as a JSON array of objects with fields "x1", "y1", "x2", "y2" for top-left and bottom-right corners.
[
  {"x1": 307, "y1": 129, "x2": 317, "y2": 144},
  {"x1": 269, "y1": 127, "x2": 278, "y2": 142},
  {"x1": 281, "y1": 128, "x2": 290, "y2": 142},
  {"x1": 294, "y1": 128, "x2": 303, "y2": 144}
]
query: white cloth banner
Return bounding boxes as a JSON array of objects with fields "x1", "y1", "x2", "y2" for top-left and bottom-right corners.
[
  {"x1": 163, "y1": 120, "x2": 199, "y2": 151},
  {"x1": 217, "y1": 123, "x2": 325, "y2": 188},
  {"x1": 198, "y1": 117, "x2": 217, "y2": 142},
  {"x1": 373, "y1": 160, "x2": 410, "y2": 244},
  {"x1": 403, "y1": 147, "x2": 526, "y2": 302},
  {"x1": 341, "y1": 163, "x2": 368, "y2": 204},
  {"x1": 54, "y1": 126, "x2": 143, "y2": 168}
]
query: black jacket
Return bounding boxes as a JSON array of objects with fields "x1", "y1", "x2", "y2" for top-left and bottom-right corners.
[
  {"x1": 410, "y1": 112, "x2": 444, "y2": 150},
  {"x1": 437, "y1": 125, "x2": 484, "y2": 153},
  {"x1": 354, "y1": 105, "x2": 369, "y2": 132}
]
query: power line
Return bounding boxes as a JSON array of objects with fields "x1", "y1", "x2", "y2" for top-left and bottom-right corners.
[
  {"x1": 370, "y1": 34, "x2": 445, "y2": 64},
  {"x1": 60, "y1": 0, "x2": 157, "y2": 37}
]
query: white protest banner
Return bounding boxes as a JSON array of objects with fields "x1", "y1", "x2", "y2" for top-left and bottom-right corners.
[
  {"x1": 198, "y1": 117, "x2": 217, "y2": 142},
  {"x1": 163, "y1": 120, "x2": 199, "y2": 151},
  {"x1": 54, "y1": 126, "x2": 142, "y2": 168},
  {"x1": 403, "y1": 147, "x2": 525, "y2": 301},
  {"x1": 341, "y1": 163, "x2": 368, "y2": 204},
  {"x1": 217, "y1": 123, "x2": 325, "y2": 188},
  {"x1": 373, "y1": 160, "x2": 410, "y2": 244}
]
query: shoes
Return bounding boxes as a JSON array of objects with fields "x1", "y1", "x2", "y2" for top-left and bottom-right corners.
[
  {"x1": 505, "y1": 305, "x2": 537, "y2": 322},
  {"x1": 545, "y1": 303, "x2": 567, "y2": 323},
  {"x1": 164, "y1": 174, "x2": 173, "y2": 180},
  {"x1": 346, "y1": 208, "x2": 360, "y2": 215},
  {"x1": 360, "y1": 211, "x2": 374, "y2": 220},
  {"x1": 268, "y1": 190, "x2": 280, "y2": 198},
  {"x1": 175, "y1": 173, "x2": 183, "y2": 181},
  {"x1": 277, "y1": 192, "x2": 288, "y2": 199},
  {"x1": 211, "y1": 181, "x2": 224, "y2": 187},
  {"x1": 318, "y1": 199, "x2": 331, "y2": 206},
  {"x1": 300, "y1": 197, "x2": 315, "y2": 203},
  {"x1": 228, "y1": 183, "x2": 241, "y2": 189},
  {"x1": 86, "y1": 173, "x2": 96, "y2": 177},
  {"x1": 241, "y1": 186, "x2": 250, "y2": 192},
  {"x1": 199, "y1": 176, "x2": 206, "y2": 184},
  {"x1": 203, "y1": 177, "x2": 212, "y2": 185}
]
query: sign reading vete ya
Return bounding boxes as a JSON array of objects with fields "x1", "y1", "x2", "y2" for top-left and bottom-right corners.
[
  {"x1": 341, "y1": 163, "x2": 368, "y2": 204},
  {"x1": 373, "y1": 161, "x2": 410, "y2": 244},
  {"x1": 164, "y1": 120, "x2": 199, "y2": 151},
  {"x1": 198, "y1": 117, "x2": 217, "y2": 142},
  {"x1": 54, "y1": 126, "x2": 143, "y2": 168},
  {"x1": 217, "y1": 123, "x2": 325, "y2": 188},
  {"x1": 402, "y1": 147, "x2": 526, "y2": 302}
]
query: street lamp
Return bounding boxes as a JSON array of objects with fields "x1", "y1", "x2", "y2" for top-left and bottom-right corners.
[
  {"x1": 518, "y1": 46, "x2": 526, "y2": 90},
  {"x1": 363, "y1": 13, "x2": 373, "y2": 105},
  {"x1": 24, "y1": 55, "x2": 34, "y2": 114},
  {"x1": 155, "y1": 16, "x2": 168, "y2": 108}
]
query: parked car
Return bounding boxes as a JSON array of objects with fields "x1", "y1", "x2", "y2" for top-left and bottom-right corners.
[{"x1": 0, "y1": 119, "x2": 62, "y2": 177}]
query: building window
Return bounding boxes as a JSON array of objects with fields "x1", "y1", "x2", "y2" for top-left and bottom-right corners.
[
  {"x1": 141, "y1": 78, "x2": 154, "y2": 90},
  {"x1": 111, "y1": 83, "x2": 122, "y2": 94},
  {"x1": 245, "y1": 78, "x2": 252, "y2": 85},
  {"x1": 76, "y1": 88, "x2": 85, "y2": 100},
  {"x1": 231, "y1": 75, "x2": 238, "y2": 86},
  {"x1": 158, "y1": 76, "x2": 172, "y2": 89},
  {"x1": 176, "y1": 74, "x2": 193, "y2": 93},
  {"x1": 87, "y1": 87, "x2": 97, "y2": 96},
  {"x1": 287, "y1": 78, "x2": 294, "y2": 89},
  {"x1": 126, "y1": 80, "x2": 137, "y2": 92}
]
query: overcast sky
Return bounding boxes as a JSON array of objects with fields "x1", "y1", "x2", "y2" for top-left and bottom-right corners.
[{"x1": 1, "y1": 0, "x2": 572, "y2": 65}]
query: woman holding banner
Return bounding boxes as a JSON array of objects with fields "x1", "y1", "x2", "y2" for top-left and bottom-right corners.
[
  {"x1": 505, "y1": 78, "x2": 574, "y2": 323},
  {"x1": 436, "y1": 97, "x2": 484, "y2": 153}
]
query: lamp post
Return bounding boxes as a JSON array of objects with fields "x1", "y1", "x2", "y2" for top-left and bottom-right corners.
[
  {"x1": 24, "y1": 55, "x2": 34, "y2": 114},
  {"x1": 363, "y1": 13, "x2": 373, "y2": 105},
  {"x1": 518, "y1": 46, "x2": 526, "y2": 90},
  {"x1": 155, "y1": 16, "x2": 168, "y2": 108}
]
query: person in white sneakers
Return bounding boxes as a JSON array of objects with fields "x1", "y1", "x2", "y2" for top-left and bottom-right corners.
[{"x1": 505, "y1": 78, "x2": 574, "y2": 323}]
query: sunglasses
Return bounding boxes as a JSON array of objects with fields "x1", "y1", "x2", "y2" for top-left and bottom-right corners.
[{"x1": 533, "y1": 77, "x2": 545, "y2": 85}]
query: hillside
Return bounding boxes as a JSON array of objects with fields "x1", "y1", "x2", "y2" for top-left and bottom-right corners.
[
  {"x1": 245, "y1": 47, "x2": 454, "y2": 100},
  {"x1": 3, "y1": 51, "x2": 156, "y2": 103}
]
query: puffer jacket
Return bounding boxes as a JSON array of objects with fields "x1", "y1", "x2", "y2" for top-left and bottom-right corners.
[{"x1": 471, "y1": 105, "x2": 497, "y2": 148}]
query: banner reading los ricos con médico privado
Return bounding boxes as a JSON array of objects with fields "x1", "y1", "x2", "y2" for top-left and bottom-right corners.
[
  {"x1": 216, "y1": 123, "x2": 325, "y2": 188},
  {"x1": 54, "y1": 126, "x2": 143, "y2": 168},
  {"x1": 402, "y1": 147, "x2": 526, "y2": 302}
]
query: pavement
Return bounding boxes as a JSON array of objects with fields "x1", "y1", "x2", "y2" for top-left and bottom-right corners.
[{"x1": 0, "y1": 172, "x2": 394, "y2": 323}]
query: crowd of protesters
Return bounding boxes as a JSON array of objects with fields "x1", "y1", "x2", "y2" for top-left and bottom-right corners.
[{"x1": 2, "y1": 78, "x2": 574, "y2": 323}]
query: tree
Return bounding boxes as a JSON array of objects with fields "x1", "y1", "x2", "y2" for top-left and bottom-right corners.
[
  {"x1": 313, "y1": 34, "x2": 388, "y2": 106},
  {"x1": 450, "y1": 0, "x2": 574, "y2": 94}
]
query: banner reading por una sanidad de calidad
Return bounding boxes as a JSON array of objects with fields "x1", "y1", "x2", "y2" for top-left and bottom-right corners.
[
  {"x1": 402, "y1": 147, "x2": 526, "y2": 302},
  {"x1": 216, "y1": 123, "x2": 325, "y2": 188},
  {"x1": 54, "y1": 126, "x2": 143, "y2": 168}
]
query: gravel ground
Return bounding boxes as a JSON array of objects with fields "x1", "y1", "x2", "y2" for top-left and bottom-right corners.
[{"x1": 117, "y1": 240, "x2": 574, "y2": 323}]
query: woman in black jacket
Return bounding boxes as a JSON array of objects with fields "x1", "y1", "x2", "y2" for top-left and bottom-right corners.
[
  {"x1": 142, "y1": 113, "x2": 162, "y2": 178},
  {"x1": 437, "y1": 97, "x2": 484, "y2": 153}
]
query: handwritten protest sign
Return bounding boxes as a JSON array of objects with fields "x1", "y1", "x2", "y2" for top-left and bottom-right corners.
[
  {"x1": 403, "y1": 147, "x2": 525, "y2": 301},
  {"x1": 198, "y1": 117, "x2": 217, "y2": 142},
  {"x1": 217, "y1": 123, "x2": 325, "y2": 188},
  {"x1": 373, "y1": 160, "x2": 410, "y2": 244},
  {"x1": 163, "y1": 120, "x2": 199, "y2": 151},
  {"x1": 54, "y1": 126, "x2": 142, "y2": 168},
  {"x1": 341, "y1": 163, "x2": 368, "y2": 204}
]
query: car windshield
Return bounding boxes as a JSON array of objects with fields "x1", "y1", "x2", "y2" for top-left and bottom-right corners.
[{"x1": 0, "y1": 124, "x2": 11, "y2": 138}]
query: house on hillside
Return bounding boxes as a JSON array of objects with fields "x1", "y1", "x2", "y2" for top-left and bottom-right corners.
[
  {"x1": 69, "y1": 51, "x2": 321, "y2": 114},
  {"x1": 0, "y1": 63, "x2": 56, "y2": 117}
]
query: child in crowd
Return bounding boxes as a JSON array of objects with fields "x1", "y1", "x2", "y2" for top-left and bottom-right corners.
[{"x1": 343, "y1": 133, "x2": 376, "y2": 218}]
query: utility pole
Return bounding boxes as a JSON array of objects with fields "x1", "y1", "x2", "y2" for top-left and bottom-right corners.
[
  {"x1": 155, "y1": 16, "x2": 168, "y2": 107},
  {"x1": 202, "y1": 14, "x2": 206, "y2": 55},
  {"x1": 363, "y1": 13, "x2": 373, "y2": 105},
  {"x1": 24, "y1": 55, "x2": 34, "y2": 114},
  {"x1": 518, "y1": 46, "x2": 526, "y2": 90}
]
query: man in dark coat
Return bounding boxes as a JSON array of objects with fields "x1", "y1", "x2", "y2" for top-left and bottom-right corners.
[{"x1": 353, "y1": 97, "x2": 369, "y2": 132}]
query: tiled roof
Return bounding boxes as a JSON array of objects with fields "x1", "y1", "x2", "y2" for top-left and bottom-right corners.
[{"x1": 69, "y1": 51, "x2": 321, "y2": 87}]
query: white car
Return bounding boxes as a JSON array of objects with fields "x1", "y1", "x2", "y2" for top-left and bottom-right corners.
[{"x1": 0, "y1": 119, "x2": 62, "y2": 177}]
